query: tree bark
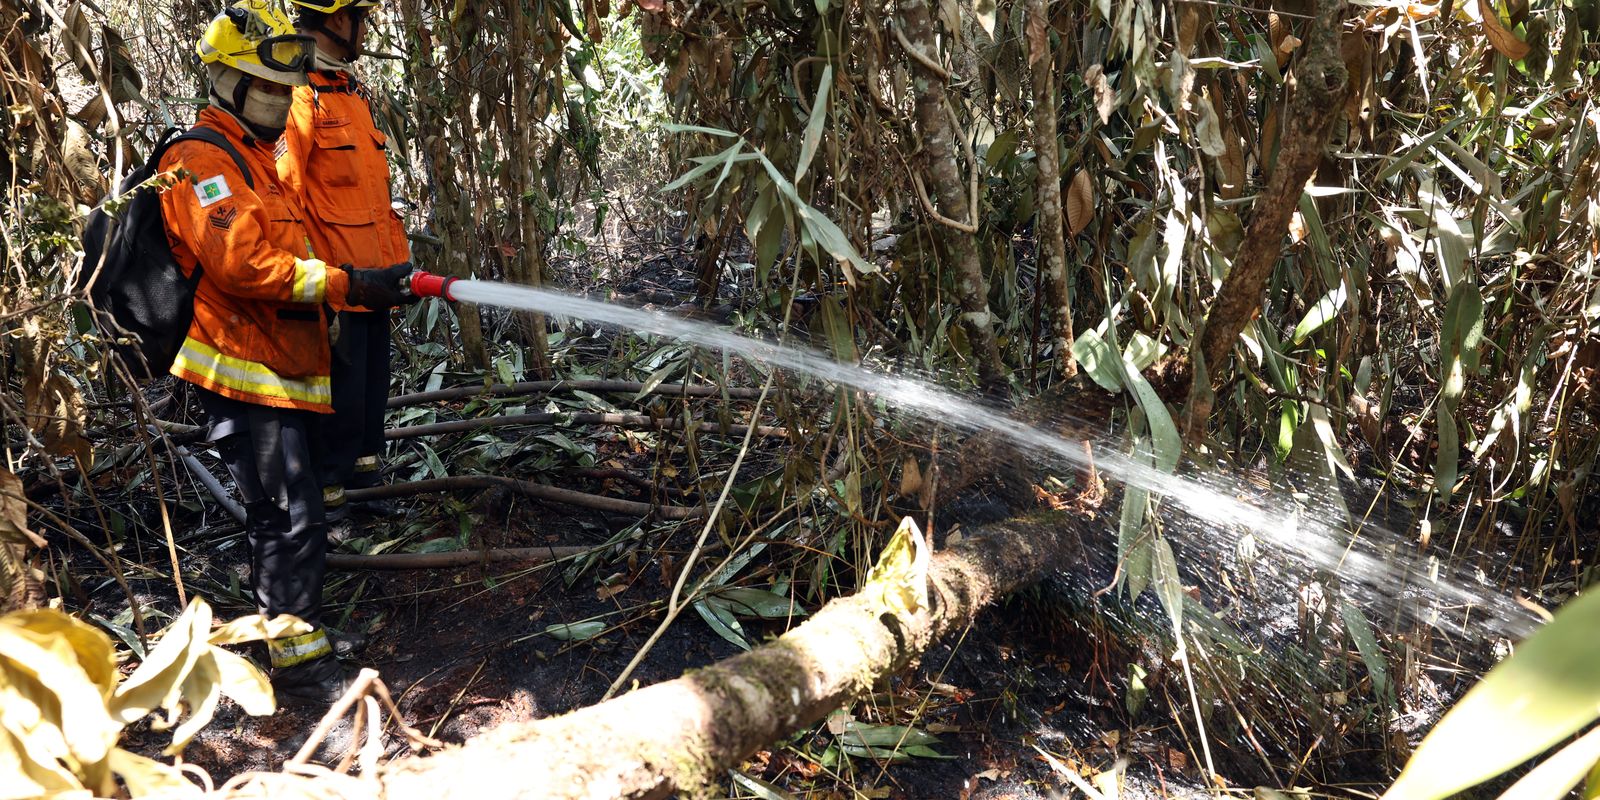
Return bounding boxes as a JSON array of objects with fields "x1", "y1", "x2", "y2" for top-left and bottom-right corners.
[
  {"x1": 1185, "y1": 0, "x2": 1349, "y2": 425},
  {"x1": 894, "y1": 0, "x2": 1010, "y2": 399},
  {"x1": 1028, "y1": 0, "x2": 1076, "y2": 378},
  {"x1": 399, "y1": 0, "x2": 488, "y2": 368},
  {"x1": 508, "y1": 0, "x2": 552, "y2": 377},
  {"x1": 366, "y1": 511, "x2": 1085, "y2": 799}
]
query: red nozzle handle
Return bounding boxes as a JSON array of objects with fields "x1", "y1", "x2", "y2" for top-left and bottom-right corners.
[{"x1": 409, "y1": 270, "x2": 457, "y2": 300}]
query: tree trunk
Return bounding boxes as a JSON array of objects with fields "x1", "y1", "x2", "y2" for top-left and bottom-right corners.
[
  {"x1": 369, "y1": 511, "x2": 1085, "y2": 799},
  {"x1": 509, "y1": 0, "x2": 552, "y2": 377},
  {"x1": 894, "y1": 0, "x2": 1009, "y2": 399},
  {"x1": 1027, "y1": 0, "x2": 1076, "y2": 377},
  {"x1": 1183, "y1": 0, "x2": 1349, "y2": 427},
  {"x1": 399, "y1": 0, "x2": 488, "y2": 368}
]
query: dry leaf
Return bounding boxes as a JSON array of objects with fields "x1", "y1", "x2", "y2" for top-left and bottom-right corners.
[
  {"x1": 899, "y1": 458, "x2": 924, "y2": 497},
  {"x1": 1478, "y1": 0, "x2": 1530, "y2": 59},
  {"x1": 0, "y1": 470, "x2": 45, "y2": 548},
  {"x1": 1289, "y1": 211, "x2": 1309, "y2": 244},
  {"x1": 1066, "y1": 170, "x2": 1094, "y2": 236},
  {"x1": 1084, "y1": 63, "x2": 1115, "y2": 123},
  {"x1": 1194, "y1": 93, "x2": 1226, "y2": 157},
  {"x1": 1026, "y1": 2, "x2": 1048, "y2": 67}
]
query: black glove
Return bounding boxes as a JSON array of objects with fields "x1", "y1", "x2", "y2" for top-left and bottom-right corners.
[{"x1": 342, "y1": 262, "x2": 415, "y2": 310}]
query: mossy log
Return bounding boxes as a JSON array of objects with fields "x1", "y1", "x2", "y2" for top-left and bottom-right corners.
[{"x1": 372, "y1": 511, "x2": 1087, "y2": 800}]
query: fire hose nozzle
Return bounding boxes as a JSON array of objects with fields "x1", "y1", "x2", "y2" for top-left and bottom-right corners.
[{"x1": 409, "y1": 270, "x2": 457, "y2": 301}]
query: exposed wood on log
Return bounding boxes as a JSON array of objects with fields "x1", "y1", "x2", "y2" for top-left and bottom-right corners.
[
  {"x1": 388, "y1": 380, "x2": 763, "y2": 409},
  {"x1": 344, "y1": 476, "x2": 707, "y2": 520},
  {"x1": 326, "y1": 544, "x2": 596, "y2": 570},
  {"x1": 1182, "y1": 0, "x2": 1350, "y2": 428},
  {"x1": 370, "y1": 511, "x2": 1086, "y2": 799},
  {"x1": 386, "y1": 412, "x2": 787, "y2": 441}
]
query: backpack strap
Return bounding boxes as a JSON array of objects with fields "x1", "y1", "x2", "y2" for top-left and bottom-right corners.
[{"x1": 167, "y1": 127, "x2": 256, "y2": 190}]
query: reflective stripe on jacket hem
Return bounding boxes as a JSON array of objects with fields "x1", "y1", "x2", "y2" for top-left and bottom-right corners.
[{"x1": 172, "y1": 337, "x2": 332, "y2": 407}]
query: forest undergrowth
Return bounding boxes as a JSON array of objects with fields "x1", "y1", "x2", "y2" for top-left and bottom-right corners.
[{"x1": 3, "y1": 0, "x2": 1600, "y2": 796}]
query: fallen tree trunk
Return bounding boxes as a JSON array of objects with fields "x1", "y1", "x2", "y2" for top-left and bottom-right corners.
[
  {"x1": 366, "y1": 511, "x2": 1084, "y2": 800},
  {"x1": 345, "y1": 476, "x2": 707, "y2": 520},
  {"x1": 389, "y1": 380, "x2": 764, "y2": 409},
  {"x1": 386, "y1": 412, "x2": 787, "y2": 441}
]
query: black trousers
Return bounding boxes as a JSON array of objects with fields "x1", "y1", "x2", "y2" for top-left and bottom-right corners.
[
  {"x1": 320, "y1": 310, "x2": 391, "y2": 490},
  {"x1": 197, "y1": 388, "x2": 326, "y2": 627}
]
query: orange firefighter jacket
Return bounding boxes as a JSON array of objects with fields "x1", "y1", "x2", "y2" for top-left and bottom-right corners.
[
  {"x1": 277, "y1": 69, "x2": 410, "y2": 279},
  {"x1": 159, "y1": 107, "x2": 353, "y2": 413}
]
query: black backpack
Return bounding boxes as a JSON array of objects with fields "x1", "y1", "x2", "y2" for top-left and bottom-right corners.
[{"x1": 79, "y1": 127, "x2": 254, "y2": 380}]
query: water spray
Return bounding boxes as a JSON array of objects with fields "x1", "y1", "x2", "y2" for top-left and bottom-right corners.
[{"x1": 401, "y1": 270, "x2": 1540, "y2": 639}]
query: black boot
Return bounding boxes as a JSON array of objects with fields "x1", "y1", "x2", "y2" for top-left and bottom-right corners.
[{"x1": 273, "y1": 653, "x2": 353, "y2": 706}]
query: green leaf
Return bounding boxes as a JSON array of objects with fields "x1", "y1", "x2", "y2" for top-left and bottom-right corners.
[
  {"x1": 840, "y1": 722, "x2": 942, "y2": 748},
  {"x1": 729, "y1": 770, "x2": 799, "y2": 800},
  {"x1": 661, "y1": 123, "x2": 740, "y2": 137},
  {"x1": 1292, "y1": 283, "x2": 1348, "y2": 344},
  {"x1": 661, "y1": 142, "x2": 741, "y2": 193},
  {"x1": 693, "y1": 599, "x2": 750, "y2": 650},
  {"x1": 1072, "y1": 329, "x2": 1124, "y2": 392},
  {"x1": 544, "y1": 620, "x2": 607, "y2": 641},
  {"x1": 1152, "y1": 537, "x2": 1184, "y2": 638},
  {"x1": 1122, "y1": 364, "x2": 1179, "y2": 474},
  {"x1": 713, "y1": 587, "x2": 807, "y2": 619},
  {"x1": 1383, "y1": 590, "x2": 1600, "y2": 800},
  {"x1": 1376, "y1": 116, "x2": 1469, "y2": 182},
  {"x1": 1436, "y1": 409, "x2": 1460, "y2": 502},
  {"x1": 795, "y1": 65, "x2": 832, "y2": 184},
  {"x1": 1339, "y1": 599, "x2": 1389, "y2": 700}
]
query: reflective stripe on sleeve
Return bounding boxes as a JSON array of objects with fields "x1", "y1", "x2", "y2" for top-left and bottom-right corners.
[
  {"x1": 291, "y1": 258, "x2": 328, "y2": 303},
  {"x1": 172, "y1": 337, "x2": 332, "y2": 406}
]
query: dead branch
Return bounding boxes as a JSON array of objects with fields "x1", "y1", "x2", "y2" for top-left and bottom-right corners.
[
  {"x1": 344, "y1": 476, "x2": 707, "y2": 520},
  {"x1": 326, "y1": 544, "x2": 597, "y2": 570},
  {"x1": 388, "y1": 381, "x2": 764, "y2": 409},
  {"x1": 385, "y1": 412, "x2": 787, "y2": 441}
]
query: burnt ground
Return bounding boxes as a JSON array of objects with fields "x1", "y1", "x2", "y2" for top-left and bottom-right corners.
[{"x1": 101, "y1": 492, "x2": 1211, "y2": 799}]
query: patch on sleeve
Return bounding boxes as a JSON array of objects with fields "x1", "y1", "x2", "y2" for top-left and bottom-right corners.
[
  {"x1": 194, "y1": 175, "x2": 232, "y2": 207},
  {"x1": 208, "y1": 206, "x2": 237, "y2": 231}
]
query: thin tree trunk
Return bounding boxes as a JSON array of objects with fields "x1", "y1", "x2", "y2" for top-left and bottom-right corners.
[
  {"x1": 510, "y1": 0, "x2": 552, "y2": 377},
  {"x1": 1027, "y1": 0, "x2": 1076, "y2": 377},
  {"x1": 368, "y1": 511, "x2": 1085, "y2": 800},
  {"x1": 1183, "y1": 0, "x2": 1349, "y2": 428},
  {"x1": 398, "y1": 0, "x2": 487, "y2": 368},
  {"x1": 894, "y1": 0, "x2": 1009, "y2": 399}
]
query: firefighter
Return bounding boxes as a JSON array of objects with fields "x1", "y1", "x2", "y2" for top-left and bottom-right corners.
[
  {"x1": 278, "y1": 0, "x2": 409, "y2": 521},
  {"x1": 161, "y1": 0, "x2": 412, "y2": 703}
]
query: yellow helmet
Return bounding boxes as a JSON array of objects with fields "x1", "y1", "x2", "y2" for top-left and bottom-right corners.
[
  {"x1": 286, "y1": 0, "x2": 380, "y2": 12},
  {"x1": 196, "y1": 0, "x2": 315, "y2": 86}
]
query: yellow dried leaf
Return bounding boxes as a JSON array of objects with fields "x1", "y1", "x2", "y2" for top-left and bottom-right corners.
[
  {"x1": 208, "y1": 613, "x2": 312, "y2": 646},
  {"x1": 863, "y1": 517, "x2": 930, "y2": 618},
  {"x1": 211, "y1": 648, "x2": 274, "y2": 716},
  {"x1": 111, "y1": 599, "x2": 212, "y2": 724},
  {"x1": 0, "y1": 621, "x2": 121, "y2": 765},
  {"x1": 1066, "y1": 170, "x2": 1094, "y2": 236},
  {"x1": 4, "y1": 610, "x2": 116, "y2": 693},
  {"x1": 108, "y1": 748, "x2": 202, "y2": 799},
  {"x1": 1478, "y1": 0, "x2": 1530, "y2": 59}
]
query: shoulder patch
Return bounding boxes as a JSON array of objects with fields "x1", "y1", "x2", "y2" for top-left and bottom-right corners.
[
  {"x1": 208, "y1": 206, "x2": 237, "y2": 231},
  {"x1": 194, "y1": 175, "x2": 232, "y2": 207}
]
